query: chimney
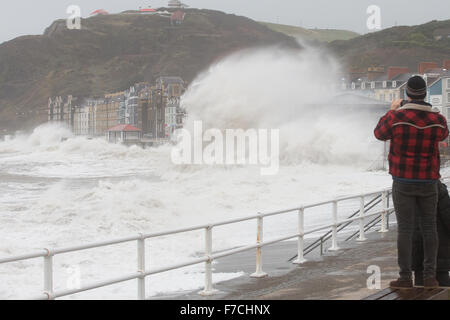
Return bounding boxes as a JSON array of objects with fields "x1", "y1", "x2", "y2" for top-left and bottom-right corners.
[
  {"x1": 443, "y1": 59, "x2": 450, "y2": 70},
  {"x1": 367, "y1": 66, "x2": 385, "y2": 81},
  {"x1": 418, "y1": 62, "x2": 438, "y2": 74},
  {"x1": 387, "y1": 67, "x2": 410, "y2": 80}
]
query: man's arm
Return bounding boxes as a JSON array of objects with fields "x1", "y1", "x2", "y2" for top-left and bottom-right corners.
[
  {"x1": 439, "y1": 114, "x2": 449, "y2": 141},
  {"x1": 374, "y1": 99, "x2": 401, "y2": 141},
  {"x1": 374, "y1": 110, "x2": 394, "y2": 141}
]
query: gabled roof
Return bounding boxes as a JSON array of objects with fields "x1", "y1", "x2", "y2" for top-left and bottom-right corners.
[
  {"x1": 90, "y1": 9, "x2": 109, "y2": 16},
  {"x1": 171, "y1": 10, "x2": 186, "y2": 21},
  {"x1": 390, "y1": 73, "x2": 412, "y2": 82},
  {"x1": 108, "y1": 124, "x2": 141, "y2": 132}
]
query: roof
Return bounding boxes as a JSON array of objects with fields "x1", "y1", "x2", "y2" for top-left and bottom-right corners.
[
  {"x1": 171, "y1": 10, "x2": 186, "y2": 21},
  {"x1": 424, "y1": 68, "x2": 449, "y2": 75},
  {"x1": 90, "y1": 9, "x2": 109, "y2": 16},
  {"x1": 108, "y1": 124, "x2": 142, "y2": 132},
  {"x1": 168, "y1": 0, "x2": 183, "y2": 6},
  {"x1": 156, "y1": 76, "x2": 185, "y2": 85},
  {"x1": 140, "y1": 8, "x2": 156, "y2": 12},
  {"x1": 390, "y1": 73, "x2": 412, "y2": 82}
]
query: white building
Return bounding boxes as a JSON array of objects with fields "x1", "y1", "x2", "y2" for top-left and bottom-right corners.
[
  {"x1": 165, "y1": 97, "x2": 179, "y2": 139},
  {"x1": 73, "y1": 106, "x2": 91, "y2": 136},
  {"x1": 341, "y1": 78, "x2": 408, "y2": 103},
  {"x1": 168, "y1": 0, "x2": 188, "y2": 8},
  {"x1": 426, "y1": 71, "x2": 450, "y2": 119}
]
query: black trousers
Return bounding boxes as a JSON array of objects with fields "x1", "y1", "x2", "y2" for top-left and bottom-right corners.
[{"x1": 392, "y1": 180, "x2": 439, "y2": 280}]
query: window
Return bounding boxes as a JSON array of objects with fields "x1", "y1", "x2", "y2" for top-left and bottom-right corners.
[{"x1": 447, "y1": 79, "x2": 450, "y2": 90}]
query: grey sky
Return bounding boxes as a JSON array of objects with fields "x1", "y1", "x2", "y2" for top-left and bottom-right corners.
[{"x1": 1, "y1": 0, "x2": 449, "y2": 44}]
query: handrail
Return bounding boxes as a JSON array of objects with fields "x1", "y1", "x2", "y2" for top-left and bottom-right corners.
[
  {"x1": 307, "y1": 193, "x2": 388, "y2": 255},
  {"x1": 1, "y1": 177, "x2": 449, "y2": 299},
  {"x1": 290, "y1": 194, "x2": 383, "y2": 260}
]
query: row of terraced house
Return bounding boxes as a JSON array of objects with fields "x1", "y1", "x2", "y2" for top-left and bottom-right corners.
[
  {"x1": 342, "y1": 60, "x2": 450, "y2": 118},
  {"x1": 47, "y1": 77, "x2": 186, "y2": 141}
]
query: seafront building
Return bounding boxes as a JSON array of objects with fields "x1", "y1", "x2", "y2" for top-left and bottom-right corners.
[
  {"x1": 341, "y1": 60, "x2": 450, "y2": 118},
  {"x1": 48, "y1": 95, "x2": 77, "y2": 128},
  {"x1": 47, "y1": 77, "x2": 187, "y2": 141}
]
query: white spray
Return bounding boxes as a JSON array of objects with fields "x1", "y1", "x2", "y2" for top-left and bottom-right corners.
[{"x1": 181, "y1": 45, "x2": 383, "y2": 167}]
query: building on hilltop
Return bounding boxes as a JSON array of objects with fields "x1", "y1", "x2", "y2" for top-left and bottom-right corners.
[
  {"x1": 170, "y1": 10, "x2": 186, "y2": 25},
  {"x1": 168, "y1": 0, "x2": 189, "y2": 8},
  {"x1": 90, "y1": 9, "x2": 109, "y2": 16},
  {"x1": 139, "y1": 7, "x2": 157, "y2": 14}
]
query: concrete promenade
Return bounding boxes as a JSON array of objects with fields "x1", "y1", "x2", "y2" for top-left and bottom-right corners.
[{"x1": 160, "y1": 227, "x2": 400, "y2": 300}]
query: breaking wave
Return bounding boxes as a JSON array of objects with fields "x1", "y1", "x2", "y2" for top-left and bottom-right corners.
[{"x1": 182, "y1": 45, "x2": 384, "y2": 166}]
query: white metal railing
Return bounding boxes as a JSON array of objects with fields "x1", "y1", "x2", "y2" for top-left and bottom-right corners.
[{"x1": 0, "y1": 187, "x2": 398, "y2": 300}]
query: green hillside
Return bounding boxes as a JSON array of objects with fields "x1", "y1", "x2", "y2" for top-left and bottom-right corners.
[
  {"x1": 328, "y1": 19, "x2": 450, "y2": 70},
  {"x1": 260, "y1": 22, "x2": 360, "y2": 42}
]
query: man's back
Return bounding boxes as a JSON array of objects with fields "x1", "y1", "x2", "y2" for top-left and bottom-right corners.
[{"x1": 374, "y1": 102, "x2": 449, "y2": 180}]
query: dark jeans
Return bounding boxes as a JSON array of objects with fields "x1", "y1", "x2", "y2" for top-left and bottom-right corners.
[{"x1": 392, "y1": 180, "x2": 439, "y2": 280}]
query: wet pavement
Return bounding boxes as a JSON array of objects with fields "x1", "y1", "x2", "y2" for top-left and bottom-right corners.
[{"x1": 155, "y1": 227, "x2": 400, "y2": 300}]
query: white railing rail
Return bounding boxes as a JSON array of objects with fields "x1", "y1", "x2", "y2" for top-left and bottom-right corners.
[{"x1": 0, "y1": 186, "x2": 401, "y2": 300}]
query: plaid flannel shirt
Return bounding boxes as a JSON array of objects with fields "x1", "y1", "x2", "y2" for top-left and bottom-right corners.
[{"x1": 374, "y1": 102, "x2": 449, "y2": 180}]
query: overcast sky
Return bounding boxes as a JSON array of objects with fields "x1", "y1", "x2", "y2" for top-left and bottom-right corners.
[{"x1": 1, "y1": 0, "x2": 449, "y2": 44}]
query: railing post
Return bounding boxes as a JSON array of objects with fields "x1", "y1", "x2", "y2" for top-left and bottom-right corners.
[
  {"x1": 379, "y1": 190, "x2": 389, "y2": 233},
  {"x1": 251, "y1": 213, "x2": 268, "y2": 277},
  {"x1": 293, "y1": 207, "x2": 307, "y2": 264},
  {"x1": 357, "y1": 196, "x2": 367, "y2": 242},
  {"x1": 199, "y1": 226, "x2": 216, "y2": 295},
  {"x1": 43, "y1": 249, "x2": 54, "y2": 300},
  {"x1": 320, "y1": 237, "x2": 323, "y2": 256},
  {"x1": 329, "y1": 201, "x2": 340, "y2": 251},
  {"x1": 386, "y1": 191, "x2": 390, "y2": 229},
  {"x1": 137, "y1": 234, "x2": 146, "y2": 300}
]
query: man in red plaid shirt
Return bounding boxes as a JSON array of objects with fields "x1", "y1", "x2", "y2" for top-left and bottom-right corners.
[{"x1": 374, "y1": 75, "x2": 449, "y2": 289}]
